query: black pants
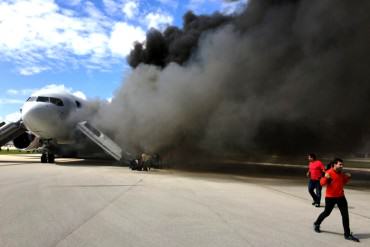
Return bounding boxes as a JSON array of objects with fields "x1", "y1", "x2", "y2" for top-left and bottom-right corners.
[
  {"x1": 314, "y1": 196, "x2": 351, "y2": 236},
  {"x1": 308, "y1": 179, "x2": 322, "y2": 204}
]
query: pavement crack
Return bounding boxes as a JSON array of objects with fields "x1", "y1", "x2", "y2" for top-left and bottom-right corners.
[
  {"x1": 176, "y1": 192, "x2": 256, "y2": 247},
  {"x1": 52, "y1": 178, "x2": 144, "y2": 247},
  {"x1": 258, "y1": 184, "x2": 370, "y2": 220}
]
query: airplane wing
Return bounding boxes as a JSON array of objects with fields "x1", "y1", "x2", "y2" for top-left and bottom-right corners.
[
  {"x1": 0, "y1": 120, "x2": 26, "y2": 147},
  {"x1": 76, "y1": 121, "x2": 131, "y2": 163}
]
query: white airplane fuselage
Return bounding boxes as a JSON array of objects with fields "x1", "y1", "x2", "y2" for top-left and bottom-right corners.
[
  {"x1": 0, "y1": 89, "x2": 124, "y2": 163},
  {"x1": 21, "y1": 91, "x2": 85, "y2": 143}
]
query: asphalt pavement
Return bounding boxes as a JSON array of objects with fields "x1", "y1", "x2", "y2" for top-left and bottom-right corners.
[{"x1": 0, "y1": 154, "x2": 369, "y2": 247}]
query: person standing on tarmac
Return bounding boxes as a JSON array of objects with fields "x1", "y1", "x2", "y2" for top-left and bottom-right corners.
[
  {"x1": 313, "y1": 158, "x2": 360, "y2": 242},
  {"x1": 307, "y1": 153, "x2": 325, "y2": 207}
]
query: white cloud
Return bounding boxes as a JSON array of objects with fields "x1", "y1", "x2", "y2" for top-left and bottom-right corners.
[
  {"x1": 0, "y1": 99, "x2": 24, "y2": 104},
  {"x1": 0, "y1": 0, "x2": 145, "y2": 75},
  {"x1": 122, "y1": 0, "x2": 139, "y2": 19},
  {"x1": 157, "y1": 0, "x2": 179, "y2": 9},
  {"x1": 32, "y1": 84, "x2": 87, "y2": 100},
  {"x1": 187, "y1": 0, "x2": 227, "y2": 13},
  {"x1": 187, "y1": 0, "x2": 207, "y2": 11},
  {"x1": 6, "y1": 89, "x2": 18, "y2": 95},
  {"x1": 144, "y1": 11, "x2": 173, "y2": 30},
  {"x1": 2, "y1": 111, "x2": 22, "y2": 122},
  {"x1": 19, "y1": 66, "x2": 49, "y2": 75},
  {"x1": 109, "y1": 22, "x2": 145, "y2": 57},
  {"x1": 221, "y1": 0, "x2": 248, "y2": 14},
  {"x1": 84, "y1": 1, "x2": 106, "y2": 19},
  {"x1": 64, "y1": 0, "x2": 82, "y2": 6},
  {"x1": 6, "y1": 89, "x2": 35, "y2": 96},
  {"x1": 72, "y1": 91, "x2": 87, "y2": 100},
  {"x1": 103, "y1": 0, "x2": 121, "y2": 15},
  {"x1": 187, "y1": 0, "x2": 247, "y2": 14}
]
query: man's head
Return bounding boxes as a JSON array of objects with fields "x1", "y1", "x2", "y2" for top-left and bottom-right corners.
[
  {"x1": 308, "y1": 153, "x2": 316, "y2": 162},
  {"x1": 332, "y1": 158, "x2": 344, "y2": 172}
]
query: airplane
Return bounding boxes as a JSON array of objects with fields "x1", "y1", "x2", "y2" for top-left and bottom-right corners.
[{"x1": 0, "y1": 90, "x2": 127, "y2": 164}]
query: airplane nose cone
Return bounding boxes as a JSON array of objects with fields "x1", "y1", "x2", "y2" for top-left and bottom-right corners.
[
  {"x1": 22, "y1": 104, "x2": 47, "y2": 127},
  {"x1": 22, "y1": 103, "x2": 62, "y2": 138}
]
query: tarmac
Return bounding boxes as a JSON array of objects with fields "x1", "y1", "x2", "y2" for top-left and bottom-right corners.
[{"x1": 0, "y1": 154, "x2": 369, "y2": 247}]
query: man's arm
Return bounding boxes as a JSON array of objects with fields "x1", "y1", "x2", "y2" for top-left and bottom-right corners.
[
  {"x1": 343, "y1": 172, "x2": 351, "y2": 184},
  {"x1": 320, "y1": 172, "x2": 331, "y2": 186},
  {"x1": 320, "y1": 161, "x2": 325, "y2": 173}
]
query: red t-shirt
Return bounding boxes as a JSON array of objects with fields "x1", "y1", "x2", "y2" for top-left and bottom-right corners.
[
  {"x1": 308, "y1": 160, "x2": 325, "y2": 180},
  {"x1": 320, "y1": 168, "x2": 350, "y2": 198}
]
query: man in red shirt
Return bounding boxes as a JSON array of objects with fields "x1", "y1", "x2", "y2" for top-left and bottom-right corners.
[
  {"x1": 313, "y1": 158, "x2": 360, "y2": 242},
  {"x1": 307, "y1": 153, "x2": 325, "y2": 207}
]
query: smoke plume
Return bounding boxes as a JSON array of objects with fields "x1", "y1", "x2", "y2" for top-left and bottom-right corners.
[
  {"x1": 92, "y1": 0, "x2": 370, "y2": 159},
  {"x1": 128, "y1": 11, "x2": 232, "y2": 68}
]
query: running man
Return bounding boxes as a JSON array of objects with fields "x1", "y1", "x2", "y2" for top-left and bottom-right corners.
[
  {"x1": 307, "y1": 153, "x2": 325, "y2": 207},
  {"x1": 313, "y1": 158, "x2": 359, "y2": 242}
]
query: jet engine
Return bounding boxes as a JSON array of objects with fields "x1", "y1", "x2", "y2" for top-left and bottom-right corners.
[{"x1": 13, "y1": 132, "x2": 40, "y2": 149}]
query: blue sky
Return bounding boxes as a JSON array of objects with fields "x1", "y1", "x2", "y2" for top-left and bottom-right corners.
[{"x1": 0, "y1": 0, "x2": 245, "y2": 123}]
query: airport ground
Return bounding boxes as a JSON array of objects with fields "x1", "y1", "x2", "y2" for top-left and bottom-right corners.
[{"x1": 0, "y1": 154, "x2": 369, "y2": 247}]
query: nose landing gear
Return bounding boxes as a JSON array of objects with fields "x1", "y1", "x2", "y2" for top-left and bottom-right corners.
[{"x1": 41, "y1": 152, "x2": 55, "y2": 163}]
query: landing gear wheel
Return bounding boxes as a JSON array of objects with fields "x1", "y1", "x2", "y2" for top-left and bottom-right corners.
[
  {"x1": 41, "y1": 153, "x2": 55, "y2": 163},
  {"x1": 48, "y1": 153, "x2": 55, "y2": 163},
  {"x1": 41, "y1": 153, "x2": 47, "y2": 163}
]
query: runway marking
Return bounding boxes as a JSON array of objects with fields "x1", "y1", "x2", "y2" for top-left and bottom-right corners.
[
  {"x1": 0, "y1": 163, "x2": 36, "y2": 167},
  {"x1": 170, "y1": 190, "x2": 256, "y2": 247},
  {"x1": 50, "y1": 184, "x2": 143, "y2": 188},
  {"x1": 350, "y1": 212, "x2": 370, "y2": 220}
]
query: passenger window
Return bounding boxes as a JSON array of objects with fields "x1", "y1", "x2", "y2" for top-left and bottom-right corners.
[
  {"x1": 36, "y1": 96, "x2": 49, "y2": 102},
  {"x1": 50, "y1": 97, "x2": 64, "y2": 106}
]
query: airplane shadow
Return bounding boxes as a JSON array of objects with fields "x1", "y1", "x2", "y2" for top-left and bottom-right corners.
[{"x1": 354, "y1": 233, "x2": 370, "y2": 239}]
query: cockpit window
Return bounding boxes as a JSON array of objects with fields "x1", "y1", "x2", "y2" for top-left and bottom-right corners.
[
  {"x1": 35, "y1": 96, "x2": 64, "y2": 106},
  {"x1": 50, "y1": 97, "x2": 64, "y2": 106},
  {"x1": 37, "y1": 96, "x2": 49, "y2": 102},
  {"x1": 26, "y1": 96, "x2": 36, "y2": 102},
  {"x1": 75, "y1": 100, "x2": 81, "y2": 108}
]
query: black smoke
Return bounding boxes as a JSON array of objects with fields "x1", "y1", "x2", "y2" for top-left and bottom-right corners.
[
  {"x1": 128, "y1": 11, "x2": 232, "y2": 68},
  {"x1": 93, "y1": 0, "x2": 370, "y2": 159}
]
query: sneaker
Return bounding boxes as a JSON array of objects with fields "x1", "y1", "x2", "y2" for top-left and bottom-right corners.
[
  {"x1": 315, "y1": 203, "x2": 320, "y2": 207},
  {"x1": 345, "y1": 234, "x2": 360, "y2": 242},
  {"x1": 313, "y1": 223, "x2": 321, "y2": 233}
]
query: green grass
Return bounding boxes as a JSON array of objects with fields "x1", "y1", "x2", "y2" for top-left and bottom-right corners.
[{"x1": 0, "y1": 149, "x2": 37, "y2": 155}]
